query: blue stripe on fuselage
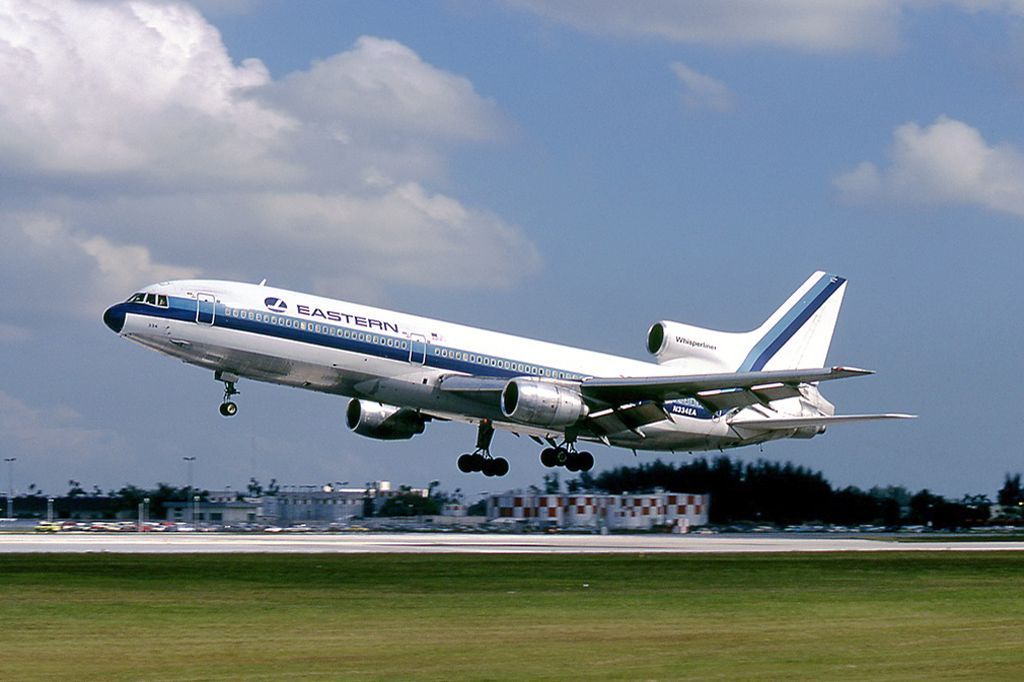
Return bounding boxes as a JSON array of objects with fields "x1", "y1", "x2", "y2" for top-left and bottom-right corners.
[{"x1": 125, "y1": 296, "x2": 587, "y2": 383}]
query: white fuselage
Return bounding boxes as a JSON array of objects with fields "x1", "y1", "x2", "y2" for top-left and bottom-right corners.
[{"x1": 105, "y1": 279, "x2": 792, "y2": 451}]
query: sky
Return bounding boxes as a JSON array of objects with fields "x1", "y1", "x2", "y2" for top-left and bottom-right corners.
[{"x1": 1, "y1": 0, "x2": 1023, "y2": 501}]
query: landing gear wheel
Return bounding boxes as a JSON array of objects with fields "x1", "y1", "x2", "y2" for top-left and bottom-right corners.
[
  {"x1": 565, "y1": 453, "x2": 581, "y2": 473},
  {"x1": 456, "y1": 420, "x2": 509, "y2": 477},
  {"x1": 554, "y1": 447, "x2": 570, "y2": 467},
  {"x1": 578, "y1": 451, "x2": 594, "y2": 472},
  {"x1": 540, "y1": 448, "x2": 558, "y2": 468},
  {"x1": 219, "y1": 401, "x2": 237, "y2": 417}
]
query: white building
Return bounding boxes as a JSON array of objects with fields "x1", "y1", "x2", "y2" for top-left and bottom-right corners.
[
  {"x1": 265, "y1": 486, "x2": 367, "y2": 524},
  {"x1": 262, "y1": 481, "x2": 430, "y2": 524},
  {"x1": 486, "y1": 490, "x2": 709, "y2": 531},
  {"x1": 165, "y1": 500, "x2": 258, "y2": 524}
]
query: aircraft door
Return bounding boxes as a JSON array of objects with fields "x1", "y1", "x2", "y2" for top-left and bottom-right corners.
[
  {"x1": 408, "y1": 333, "x2": 427, "y2": 365},
  {"x1": 196, "y1": 293, "x2": 216, "y2": 325}
]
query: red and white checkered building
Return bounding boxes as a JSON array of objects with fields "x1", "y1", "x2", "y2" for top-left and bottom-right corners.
[{"x1": 487, "y1": 490, "x2": 709, "y2": 530}]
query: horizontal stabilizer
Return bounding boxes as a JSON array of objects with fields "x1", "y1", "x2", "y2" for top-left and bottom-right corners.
[{"x1": 729, "y1": 413, "x2": 916, "y2": 431}]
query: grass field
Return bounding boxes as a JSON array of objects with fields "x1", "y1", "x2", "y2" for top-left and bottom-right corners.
[{"x1": 1, "y1": 552, "x2": 1022, "y2": 680}]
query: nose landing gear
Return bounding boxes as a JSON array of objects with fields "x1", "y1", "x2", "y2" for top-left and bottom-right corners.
[{"x1": 215, "y1": 371, "x2": 239, "y2": 417}]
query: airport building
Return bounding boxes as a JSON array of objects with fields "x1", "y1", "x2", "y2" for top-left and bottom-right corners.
[
  {"x1": 260, "y1": 481, "x2": 429, "y2": 525},
  {"x1": 487, "y1": 490, "x2": 709, "y2": 531},
  {"x1": 165, "y1": 500, "x2": 258, "y2": 525}
]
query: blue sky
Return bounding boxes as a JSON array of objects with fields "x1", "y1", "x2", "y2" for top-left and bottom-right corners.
[{"x1": 1, "y1": 0, "x2": 1022, "y2": 501}]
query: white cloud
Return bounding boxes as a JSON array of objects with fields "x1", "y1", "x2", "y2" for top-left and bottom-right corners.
[
  {"x1": 509, "y1": 0, "x2": 1024, "y2": 52},
  {"x1": 184, "y1": 0, "x2": 266, "y2": 15},
  {"x1": 0, "y1": 389, "x2": 114, "y2": 457},
  {"x1": 941, "y1": 1, "x2": 1024, "y2": 15},
  {"x1": 834, "y1": 116, "x2": 1024, "y2": 218},
  {"x1": 254, "y1": 184, "x2": 541, "y2": 287},
  {"x1": 0, "y1": 324, "x2": 31, "y2": 342},
  {"x1": 670, "y1": 62, "x2": 734, "y2": 112},
  {"x1": 507, "y1": 0, "x2": 901, "y2": 52},
  {"x1": 15, "y1": 181, "x2": 541, "y2": 301},
  {"x1": 270, "y1": 36, "x2": 504, "y2": 143},
  {"x1": 0, "y1": 0, "x2": 297, "y2": 185},
  {"x1": 0, "y1": 1, "x2": 538, "y2": 315},
  {"x1": 0, "y1": 212, "x2": 198, "y2": 317},
  {"x1": 0, "y1": 388, "x2": 137, "y2": 493}
]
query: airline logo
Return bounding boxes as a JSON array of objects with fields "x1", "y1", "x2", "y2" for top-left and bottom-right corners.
[
  {"x1": 264, "y1": 297, "x2": 288, "y2": 313},
  {"x1": 263, "y1": 295, "x2": 400, "y2": 333}
]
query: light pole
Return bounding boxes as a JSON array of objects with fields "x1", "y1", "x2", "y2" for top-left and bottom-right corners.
[
  {"x1": 193, "y1": 495, "x2": 200, "y2": 525},
  {"x1": 183, "y1": 456, "x2": 196, "y2": 522},
  {"x1": 4, "y1": 457, "x2": 15, "y2": 519},
  {"x1": 47, "y1": 497, "x2": 54, "y2": 523}
]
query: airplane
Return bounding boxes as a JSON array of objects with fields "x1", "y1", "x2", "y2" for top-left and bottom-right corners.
[{"x1": 102, "y1": 271, "x2": 913, "y2": 477}]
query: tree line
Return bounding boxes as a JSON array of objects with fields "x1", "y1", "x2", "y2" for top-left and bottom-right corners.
[
  {"x1": 8, "y1": 467, "x2": 1023, "y2": 528},
  {"x1": 8, "y1": 481, "x2": 209, "y2": 520},
  {"x1": 563, "y1": 457, "x2": 1023, "y2": 530},
  {"x1": 6, "y1": 478, "x2": 461, "y2": 520}
]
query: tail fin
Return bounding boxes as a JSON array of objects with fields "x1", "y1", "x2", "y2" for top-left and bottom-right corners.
[
  {"x1": 738, "y1": 271, "x2": 846, "y2": 371},
  {"x1": 649, "y1": 272, "x2": 847, "y2": 373}
]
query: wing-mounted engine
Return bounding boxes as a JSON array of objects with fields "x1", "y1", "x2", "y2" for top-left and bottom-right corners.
[
  {"x1": 500, "y1": 379, "x2": 588, "y2": 427},
  {"x1": 646, "y1": 320, "x2": 750, "y2": 373},
  {"x1": 346, "y1": 399, "x2": 426, "y2": 440}
]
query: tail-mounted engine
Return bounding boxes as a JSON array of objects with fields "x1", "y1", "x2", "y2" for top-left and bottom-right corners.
[
  {"x1": 346, "y1": 399, "x2": 426, "y2": 440},
  {"x1": 646, "y1": 320, "x2": 746, "y2": 372},
  {"x1": 500, "y1": 378, "x2": 588, "y2": 428}
]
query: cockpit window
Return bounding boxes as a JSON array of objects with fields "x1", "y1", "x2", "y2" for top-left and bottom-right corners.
[{"x1": 127, "y1": 292, "x2": 169, "y2": 308}]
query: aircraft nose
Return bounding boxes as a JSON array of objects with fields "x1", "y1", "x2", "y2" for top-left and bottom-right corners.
[{"x1": 103, "y1": 304, "x2": 126, "y2": 334}]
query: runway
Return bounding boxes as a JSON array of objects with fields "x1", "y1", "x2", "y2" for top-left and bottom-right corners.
[{"x1": 2, "y1": 532, "x2": 1024, "y2": 554}]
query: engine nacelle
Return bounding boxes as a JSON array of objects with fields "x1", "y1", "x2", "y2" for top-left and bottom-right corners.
[
  {"x1": 345, "y1": 399, "x2": 426, "y2": 440},
  {"x1": 646, "y1": 320, "x2": 747, "y2": 373},
  {"x1": 500, "y1": 379, "x2": 588, "y2": 428}
]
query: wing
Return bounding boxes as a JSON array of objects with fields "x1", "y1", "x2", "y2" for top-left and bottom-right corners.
[
  {"x1": 437, "y1": 366, "x2": 884, "y2": 436},
  {"x1": 580, "y1": 366, "x2": 874, "y2": 412}
]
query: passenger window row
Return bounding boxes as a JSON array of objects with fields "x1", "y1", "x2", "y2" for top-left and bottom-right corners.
[
  {"x1": 222, "y1": 307, "x2": 412, "y2": 351},
  {"x1": 220, "y1": 306, "x2": 580, "y2": 380}
]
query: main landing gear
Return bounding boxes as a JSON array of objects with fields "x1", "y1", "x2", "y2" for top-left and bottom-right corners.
[
  {"x1": 540, "y1": 443, "x2": 594, "y2": 472},
  {"x1": 457, "y1": 420, "x2": 510, "y2": 477},
  {"x1": 216, "y1": 371, "x2": 239, "y2": 417}
]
